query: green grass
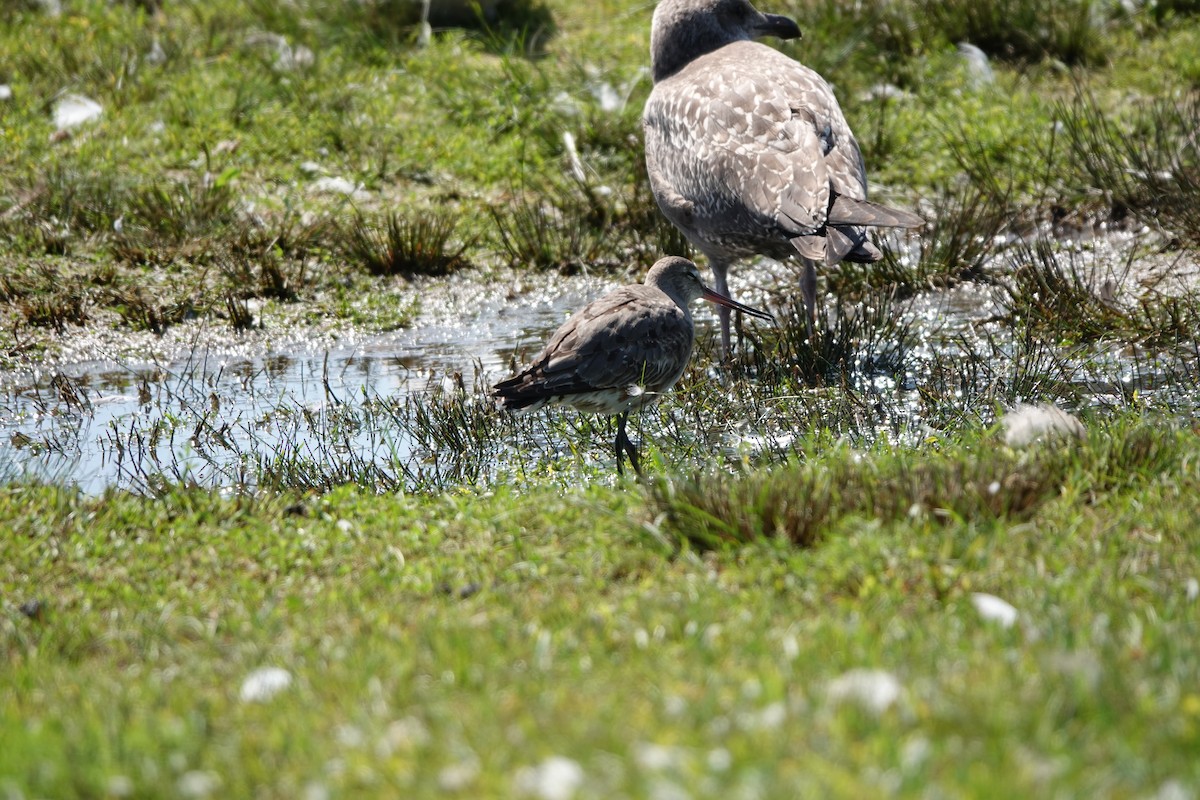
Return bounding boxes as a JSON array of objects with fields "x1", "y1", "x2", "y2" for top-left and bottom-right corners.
[
  {"x1": 3, "y1": 417, "x2": 1199, "y2": 797},
  {"x1": 4, "y1": 0, "x2": 1200, "y2": 795},
  {"x1": 3, "y1": 0, "x2": 1200, "y2": 343}
]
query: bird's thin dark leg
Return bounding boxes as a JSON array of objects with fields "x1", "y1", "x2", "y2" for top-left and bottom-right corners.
[
  {"x1": 614, "y1": 416, "x2": 625, "y2": 476},
  {"x1": 800, "y1": 257, "x2": 818, "y2": 340},
  {"x1": 710, "y1": 260, "x2": 734, "y2": 359},
  {"x1": 614, "y1": 411, "x2": 641, "y2": 476}
]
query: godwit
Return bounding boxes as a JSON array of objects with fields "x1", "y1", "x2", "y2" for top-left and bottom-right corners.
[
  {"x1": 643, "y1": 0, "x2": 923, "y2": 352},
  {"x1": 493, "y1": 256, "x2": 773, "y2": 475}
]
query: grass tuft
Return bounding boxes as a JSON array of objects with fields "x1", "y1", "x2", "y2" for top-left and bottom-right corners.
[
  {"x1": 1001, "y1": 236, "x2": 1132, "y2": 342},
  {"x1": 650, "y1": 418, "x2": 1181, "y2": 549},
  {"x1": 339, "y1": 208, "x2": 473, "y2": 278},
  {"x1": 842, "y1": 185, "x2": 1008, "y2": 298},
  {"x1": 744, "y1": 283, "x2": 912, "y2": 389},
  {"x1": 111, "y1": 171, "x2": 241, "y2": 264},
  {"x1": 1060, "y1": 89, "x2": 1200, "y2": 247},
  {"x1": 914, "y1": 0, "x2": 1112, "y2": 66},
  {"x1": 489, "y1": 182, "x2": 618, "y2": 272}
]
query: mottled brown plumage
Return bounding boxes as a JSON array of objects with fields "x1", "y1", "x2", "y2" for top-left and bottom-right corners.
[
  {"x1": 643, "y1": 0, "x2": 923, "y2": 351},
  {"x1": 493, "y1": 256, "x2": 772, "y2": 474}
]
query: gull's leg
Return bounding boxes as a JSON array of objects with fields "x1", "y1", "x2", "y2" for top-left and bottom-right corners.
[
  {"x1": 800, "y1": 256, "x2": 818, "y2": 340},
  {"x1": 709, "y1": 258, "x2": 733, "y2": 358}
]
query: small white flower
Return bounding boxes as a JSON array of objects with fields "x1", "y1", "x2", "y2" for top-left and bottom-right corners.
[
  {"x1": 239, "y1": 666, "x2": 292, "y2": 702},
  {"x1": 177, "y1": 770, "x2": 220, "y2": 798},
  {"x1": 438, "y1": 758, "x2": 480, "y2": 792},
  {"x1": 1186, "y1": 577, "x2": 1199, "y2": 602},
  {"x1": 971, "y1": 593, "x2": 1019, "y2": 628},
  {"x1": 634, "y1": 742, "x2": 685, "y2": 771},
  {"x1": 827, "y1": 668, "x2": 902, "y2": 714},
  {"x1": 513, "y1": 756, "x2": 585, "y2": 800}
]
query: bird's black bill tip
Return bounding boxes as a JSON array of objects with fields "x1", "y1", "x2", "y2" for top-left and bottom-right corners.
[
  {"x1": 756, "y1": 12, "x2": 801, "y2": 41},
  {"x1": 701, "y1": 287, "x2": 775, "y2": 323}
]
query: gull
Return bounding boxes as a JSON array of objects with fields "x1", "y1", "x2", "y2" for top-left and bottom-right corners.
[{"x1": 643, "y1": 0, "x2": 923, "y2": 352}]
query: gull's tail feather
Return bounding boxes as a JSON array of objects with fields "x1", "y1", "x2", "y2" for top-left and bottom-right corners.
[{"x1": 828, "y1": 194, "x2": 924, "y2": 229}]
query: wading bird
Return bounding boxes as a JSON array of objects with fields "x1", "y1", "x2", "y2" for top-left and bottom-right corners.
[
  {"x1": 643, "y1": 0, "x2": 923, "y2": 352},
  {"x1": 493, "y1": 256, "x2": 773, "y2": 475}
]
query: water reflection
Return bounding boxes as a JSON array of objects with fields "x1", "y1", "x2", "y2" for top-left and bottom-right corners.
[
  {"x1": 0, "y1": 280, "x2": 595, "y2": 494},
  {"x1": 0, "y1": 270, "x2": 1197, "y2": 495}
]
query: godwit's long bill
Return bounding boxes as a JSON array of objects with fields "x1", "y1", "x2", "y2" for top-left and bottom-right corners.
[
  {"x1": 643, "y1": 0, "x2": 923, "y2": 352},
  {"x1": 493, "y1": 256, "x2": 773, "y2": 475}
]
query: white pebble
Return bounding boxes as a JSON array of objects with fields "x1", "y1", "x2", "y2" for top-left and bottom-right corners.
[
  {"x1": 309, "y1": 176, "x2": 367, "y2": 199},
  {"x1": 1002, "y1": 403, "x2": 1085, "y2": 448},
  {"x1": 53, "y1": 94, "x2": 103, "y2": 130}
]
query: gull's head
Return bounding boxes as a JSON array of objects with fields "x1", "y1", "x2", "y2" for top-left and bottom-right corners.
[{"x1": 650, "y1": 0, "x2": 801, "y2": 82}]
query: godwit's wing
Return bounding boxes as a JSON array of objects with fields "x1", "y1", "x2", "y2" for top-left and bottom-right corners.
[{"x1": 494, "y1": 287, "x2": 694, "y2": 414}]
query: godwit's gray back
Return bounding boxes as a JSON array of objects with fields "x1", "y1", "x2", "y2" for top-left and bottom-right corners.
[
  {"x1": 642, "y1": 0, "x2": 922, "y2": 348},
  {"x1": 495, "y1": 257, "x2": 719, "y2": 416},
  {"x1": 492, "y1": 256, "x2": 773, "y2": 473}
]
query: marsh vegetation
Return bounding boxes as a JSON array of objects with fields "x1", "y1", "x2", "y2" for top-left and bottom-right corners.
[{"x1": 2, "y1": 0, "x2": 1200, "y2": 796}]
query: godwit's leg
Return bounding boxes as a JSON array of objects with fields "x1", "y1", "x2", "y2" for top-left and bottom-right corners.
[
  {"x1": 614, "y1": 410, "x2": 641, "y2": 476},
  {"x1": 800, "y1": 256, "x2": 818, "y2": 340}
]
